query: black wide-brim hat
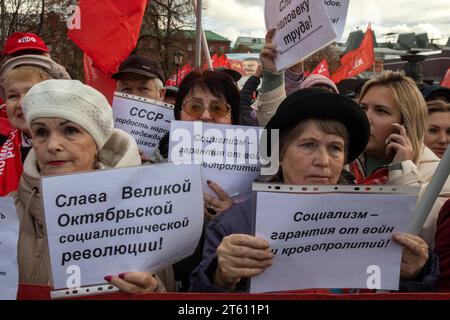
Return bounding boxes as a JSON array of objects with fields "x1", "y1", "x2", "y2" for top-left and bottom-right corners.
[
  {"x1": 264, "y1": 88, "x2": 370, "y2": 164},
  {"x1": 215, "y1": 67, "x2": 242, "y2": 83}
]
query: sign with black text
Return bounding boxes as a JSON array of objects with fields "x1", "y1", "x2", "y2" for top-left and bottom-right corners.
[
  {"x1": 113, "y1": 93, "x2": 174, "y2": 157},
  {"x1": 41, "y1": 163, "x2": 203, "y2": 289},
  {"x1": 0, "y1": 196, "x2": 19, "y2": 300},
  {"x1": 265, "y1": 0, "x2": 337, "y2": 70},
  {"x1": 250, "y1": 184, "x2": 420, "y2": 293},
  {"x1": 169, "y1": 121, "x2": 261, "y2": 202}
]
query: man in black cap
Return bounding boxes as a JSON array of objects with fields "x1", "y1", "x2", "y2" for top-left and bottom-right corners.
[{"x1": 112, "y1": 55, "x2": 166, "y2": 101}]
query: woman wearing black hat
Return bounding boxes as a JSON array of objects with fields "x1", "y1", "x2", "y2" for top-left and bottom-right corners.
[{"x1": 190, "y1": 88, "x2": 438, "y2": 293}]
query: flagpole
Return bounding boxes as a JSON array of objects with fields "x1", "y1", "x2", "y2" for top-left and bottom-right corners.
[
  {"x1": 408, "y1": 145, "x2": 450, "y2": 235},
  {"x1": 194, "y1": 0, "x2": 202, "y2": 68},
  {"x1": 191, "y1": 0, "x2": 212, "y2": 70}
]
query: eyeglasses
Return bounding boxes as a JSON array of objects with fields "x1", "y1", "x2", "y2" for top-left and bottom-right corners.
[{"x1": 182, "y1": 98, "x2": 231, "y2": 118}]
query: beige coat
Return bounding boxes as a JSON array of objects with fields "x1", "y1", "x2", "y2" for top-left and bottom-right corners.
[
  {"x1": 392, "y1": 147, "x2": 450, "y2": 247},
  {"x1": 14, "y1": 129, "x2": 175, "y2": 291}
]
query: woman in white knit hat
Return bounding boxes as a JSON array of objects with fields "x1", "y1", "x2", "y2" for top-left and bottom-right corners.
[{"x1": 15, "y1": 79, "x2": 174, "y2": 293}]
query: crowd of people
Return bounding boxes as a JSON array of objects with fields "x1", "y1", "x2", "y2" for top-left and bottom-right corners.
[{"x1": 1, "y1": 30, "x2": 450, "y2": 295}]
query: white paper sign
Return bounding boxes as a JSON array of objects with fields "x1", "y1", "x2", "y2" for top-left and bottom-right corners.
[
  {"x1": 265, "y1": 0, "x2": 337, "y2": 71},
  {"x1": 0, "y1": 196, "x2": 19, "y2": 300},
  {"x1": 250, "y1": 186, "x2": 419, "y2": 293},
  {"x1": 168, "y1": 121, "x2": 261, "y2": 202},
  {"x1": 112, "y1": 92, "x2": 175, "y2": 157},
  {"x1": 323, "y1": 0, "x2": 349, "y2": 41},
  {"x1": 41, "y1": 163, "x2": 203, "y2": 289}
]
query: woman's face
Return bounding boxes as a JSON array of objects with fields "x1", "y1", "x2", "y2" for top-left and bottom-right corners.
[
  {"x1": 180, "y1": 87, "x2": 232, "y2": 124},
  {"x1": 30, "y1": 118, "x2": 97, "y2": 176},
  {"x1": 4, "y1": 76, "x2": 42, "y2": 133},
  {"x1": 425, "y1": 111, "x2": 450, "y2": 159},
  {"x1": 281, "y1": 120, "x2": 346, "y2": 185},
  {"x1": 360, "y1": 86, "x2": 402, "y2": 160}
]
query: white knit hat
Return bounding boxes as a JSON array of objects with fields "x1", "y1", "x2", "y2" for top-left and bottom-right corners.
[{"x1": 23, "y1": 79, "x2": 113, "y2": 149}]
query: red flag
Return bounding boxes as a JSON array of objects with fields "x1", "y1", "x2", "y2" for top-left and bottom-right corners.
[
  {"x1": 332, "y1": 24, "x2": 375, "y2": 84},
  {"x1": 83, "y1": 54, "x2": 116, "y2": 104},
  {"x1": 218, "y1": 54, "x2": 231, "y2": 68},
  {"x1": 441, "y1": 67, "x2": 450, "y2": 88},
  {"x1": 68, "y1": 0, "x2": 147, "y2": 75},
  {"x1": 166, "y1": 63, "x2": 192, "y2": 86},
  {"x1": 311, "y1": 59, "x2": 331, "y2": 78},
  {"x1": 0, "y1": 129, "x2": 23, "y2": 195},
  {"x1": 228, "y1": 59, "x2": 244, "y2": 75}
]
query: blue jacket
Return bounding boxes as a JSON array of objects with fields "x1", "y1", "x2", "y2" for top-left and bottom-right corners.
[{"x1": 190, "y1": 198, "x2": 440, "y2": 293}]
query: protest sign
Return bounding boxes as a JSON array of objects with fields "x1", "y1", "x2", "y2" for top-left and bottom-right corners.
[
  {"x1": 0, "y1": 196, "x2": 19, "y2": 300},
  {"x1": 323, "y1": 0, "x2": 349, "y2": 41},
  {"x1": 249, "y1": 184, "x2": 420, "y2": 293},
  {"x1": 168, "y1": 121, "x2": 261, "y2": 202},
  {"x1": 113, "y1": 92, "x2": 174, "y2": 157},
  {"x1": 265, "y1": 0, "x2": 337, "y2": 71},
  {"x1": 41, "y1": 163, "x2": 203, "y2": 289}
]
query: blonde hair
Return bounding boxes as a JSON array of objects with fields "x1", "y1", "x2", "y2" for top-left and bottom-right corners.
[
  {"x1": 359, "y1": 71, "x2": 427, "y2": 163},
  {"x1": 3, "y1": 66, "x2": 51, "y2": 89}
]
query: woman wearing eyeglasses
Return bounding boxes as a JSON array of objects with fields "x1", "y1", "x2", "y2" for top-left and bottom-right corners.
[{"x1": 153, "y1": 70, "x2": 241, "y2": 291}]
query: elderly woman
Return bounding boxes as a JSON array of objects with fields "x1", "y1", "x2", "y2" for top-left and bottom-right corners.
[
  {"x1": 154, "y1": 70, "x2": 242, "y2": 291},
  {"x1": 155, "y1": 70, "x2": 241, "y2": 217},
  {"x1": 16, "y1": 79, "x2": 174, "y2": 293},
  {"x1": 190, "y1": 88, "x2": 439, "y2": 292},
  {"x1": 353, "y1": 72, "x2": 450, "y2": 247}
]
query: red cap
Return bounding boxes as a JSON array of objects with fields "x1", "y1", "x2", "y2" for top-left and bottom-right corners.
[{"x1": 2, "y1": 32, "x2": 49, "y2": 56}]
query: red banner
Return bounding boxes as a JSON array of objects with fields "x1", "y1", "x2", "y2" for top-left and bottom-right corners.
[
  {"x1": 441, "y1": 67, "x2": 450, "y2": 88},
  {"x1": 16, "y1": 284, "x2": 450, "y2": 300},
  {"x1": 68, "y1": 0, "x2": 147, "y2": 75},
  {"x1": 228, "y1": 59, "x2": 245, "y2": 75},
  {"x1": 83, "y1": 54, "x2": 116, "y2": 104},
  {"x1": 332, "y1": 24, "x2": 375, "y2": 84},
  {"x1": 166, "y1": 63, "x2": 192, "y2": 87}
]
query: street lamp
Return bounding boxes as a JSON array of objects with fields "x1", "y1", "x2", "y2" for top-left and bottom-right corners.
[{"x1": 174, "y1": 51, "x2": 184, "y2": 86}]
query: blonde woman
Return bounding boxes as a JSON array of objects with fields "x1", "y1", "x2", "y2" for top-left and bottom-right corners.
[{"x1": 351, "y1": 71, "x2": 450, "y2": 246}]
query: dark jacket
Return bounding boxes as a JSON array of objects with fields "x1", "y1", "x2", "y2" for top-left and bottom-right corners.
[
  {"x1": 435, "y1": 199, "x2": 450, "y2": 292},
  {"x1": 239, "y1": 76, "x2": 260, "y2": 126},
  {"x1": 190, "y1": 197, "x2": 440, "y2": 293}
]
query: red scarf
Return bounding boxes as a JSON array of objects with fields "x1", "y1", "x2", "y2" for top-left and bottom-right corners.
[{"x1": 350, "y1": 158, "x2": 389, "y2": 185}]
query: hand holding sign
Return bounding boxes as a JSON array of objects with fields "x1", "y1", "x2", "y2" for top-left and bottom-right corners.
[
  {"x1": 260, "y1": 29, "x2": 278, "y2": 73},
  {"x1": 393, "y1": 234, "x2": 429, "y2": 279},
  {"x1": 106, "y1": 272, "x2": 160, "y2": 293},
  {"x1": 214, "y1": 234, "x2": 273, "y2": 290},
  {"x1": 265, "y1": 0, "x2": 337, "y2": 71},
  {"x1": 203, "y1": 180, "x2": 234, "y2": 218}
]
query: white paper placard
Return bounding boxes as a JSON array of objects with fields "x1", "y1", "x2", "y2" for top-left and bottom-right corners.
[
  {"x1": 249, "y1": 184, "x2": 420, "y2": 293},
  {"x1": 41, "y1": 163, "x2": 203, "y2": 289},
  {"x1": 0, "y1": 196, "x2": 19, "y2": 300},
  {"x1": 323, "y1": 0, "x2": 350, "y2": 41},
  {"x1": 113, "y1": 92, "x2": 174, "y2": 157},
  {"x1": 168, "y1": 121, "x2": 261, "y2": 202},
  {"x1": 265, "y1": 0, "x2": 337, "y2": 71}
]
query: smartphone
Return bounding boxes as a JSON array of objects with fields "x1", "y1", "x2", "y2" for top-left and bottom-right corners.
[{"x1": 386, "y1": 123, "x2": 404, "y2": 161}]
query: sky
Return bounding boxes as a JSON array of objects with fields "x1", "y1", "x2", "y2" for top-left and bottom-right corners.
[{"x1": 202, "y1": 0, "x2": 450, "y2": 46}]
